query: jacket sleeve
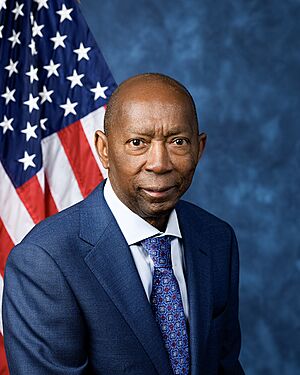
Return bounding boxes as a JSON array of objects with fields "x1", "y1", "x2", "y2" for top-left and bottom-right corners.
[
  {"x1": 2, "y1": 242, "x2": 88, "y2": 375},
  {"x1": 219, "y1": 227, "x2": 245, "y2": 375}
]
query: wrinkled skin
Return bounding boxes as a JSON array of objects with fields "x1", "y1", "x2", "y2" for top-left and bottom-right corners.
[{"x1": 95, "y1": 79, "x2": 206, "y2": 231}]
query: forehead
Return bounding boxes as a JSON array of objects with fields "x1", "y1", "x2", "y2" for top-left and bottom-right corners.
[
  {"x1": 119, "y1": 79, "x2": 191, "y2": 107},
  {"x1": 115, "y1": 81, "x2": 195, "y2": 130}
]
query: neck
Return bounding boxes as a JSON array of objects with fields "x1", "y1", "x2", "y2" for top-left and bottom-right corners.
[{"x1": 145, "y1": 215, "x2": 169, "y2": 232}]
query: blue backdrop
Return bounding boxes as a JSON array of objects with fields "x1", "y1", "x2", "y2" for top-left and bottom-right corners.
[{"x1": 80, "y1": 1, "x2": 300, "y2": 374}]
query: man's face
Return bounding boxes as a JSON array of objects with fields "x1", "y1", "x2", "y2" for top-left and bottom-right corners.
[{"x1": 96, "y1": 82, "x2": 206, "y2": 226}]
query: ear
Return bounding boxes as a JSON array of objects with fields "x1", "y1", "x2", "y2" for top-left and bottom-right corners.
[
  {"x1": 197, "y1": 132, "x2": 207, "y2": 162},
  {"x1": 95, "y1": 130, "x2": 109, "y2": 169}
]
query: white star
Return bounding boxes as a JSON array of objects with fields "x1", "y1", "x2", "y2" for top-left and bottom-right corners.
[
  {"x1": 1, "y1": 87, "x2": 16, "y2": 105},
  {"x1": 0, "y1": 115, "x2": 14, "y2": 134},
  {"x1": 0, "y1": 0, "x2": 7, "y2": 11},
  {"x1": 40, "y1": 118, "x2": 47, "y2": 130},
  {"x1": 28, "y1": 39, "x2": 37, "y2": 55},
  {"x1": 39, "y1": 85, "x2": 53, "y2": 104},
  {"x1": 60, "y1": 98, "x2": 78, "y2": 117},
  {"x1": 50, "y1": 31, "x2": 67, "y2": 49},
  {"x1": 32, "y1": 21, "x2": 44, "y2": 37},
  {"x1": 30, "y1": 11, "x2": 34, "y2": 25},
  {"x1": 8, "y1": 30, "x2": 21, "y2": 48},
  {"x1": 12, "y1": 2, "x2": 24, "y2": 20},
  {"x1": 0, "y1": 25, "x2": 4, "y2": 38},
  {"x1": 34, "y1": 0, "x2": 49, "y2": 11},
  {"x1": 21, "y1": 122, "x2": 38, "y2": 141},
  {"x1": 74, "y1": 43, "x2": 91, "y2": 61},
  {"x1": 26, "y1": 65, "x2": 39, "y2": 84},
  {"x1": 24, "y1": 93, "x2": 39, "y2": 113},
  {"x1": 5, "y1": 59, "x2": 18, "y2": 77},
  {"x1": 43, "y1": 60, "x2": 60, "y2": 77},
  {"x1": 56, "y1": 4, "x2": 73, "y2": 23},
  {"x1": 67, "y1": 69, "x2": 84, "y2": 88},
  {"x1": 91, "y1": 82, "x2": 108, "y2": 100},
  {"x1": 18, "y1": 151, "x2": 36, "y2": 171}
]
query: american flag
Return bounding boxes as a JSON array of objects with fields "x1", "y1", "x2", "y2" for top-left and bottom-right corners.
[{"x1": 0, "y1": 0, "x2": 117, "y2": 372}]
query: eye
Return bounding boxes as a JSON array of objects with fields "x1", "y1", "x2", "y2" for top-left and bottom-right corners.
[
  {"x1": 130, "y1": 139, "x2": 143, "y2": 147},
  {"x1": 172, "y1": 138, "x2": 188, "y2": 146}
]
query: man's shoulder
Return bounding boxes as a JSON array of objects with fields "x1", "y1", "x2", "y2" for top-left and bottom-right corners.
[
  {"x1": 177, "y1": 199, "x2": 231, "y2": 227},
  {"x1": 176, "y1": 200, "x2": 238, "y2": 263},
  {"x1": 19, "y1": 199, "x2": 82, "y2": 252},
  {"x1": 176, "y1": 199, "x2": 235, "y2": 241},
  {"x1": 4, "y1": 202, "x2": 79, "y2": 275},
  {"x1": 15, "y1": 183, "x2": 106, "y2": 256}
]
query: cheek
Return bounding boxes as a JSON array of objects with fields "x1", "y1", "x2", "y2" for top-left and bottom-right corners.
[
  {"x1": 171, "y1": 154, "x2": 197, "y2": 175},
  {"x1": 108, "y1": 151, "x2": 144, "y2": 182}
]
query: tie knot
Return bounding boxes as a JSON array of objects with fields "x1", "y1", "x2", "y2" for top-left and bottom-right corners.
[{"x1": 140, "y1": 236, "x2": 173, "y2": 268}]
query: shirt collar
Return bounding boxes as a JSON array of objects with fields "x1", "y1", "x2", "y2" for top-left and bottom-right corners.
[{"x1": 103, "y1": 178, "x2": 182, "y2": 246}]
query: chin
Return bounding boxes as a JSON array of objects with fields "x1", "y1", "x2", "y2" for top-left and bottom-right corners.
[{"x1": 142, "y1": 202, "x2": 176, "y2": 218}]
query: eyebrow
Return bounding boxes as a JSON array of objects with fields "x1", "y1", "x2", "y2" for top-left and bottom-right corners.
[{"x1": 125, "y1": 128, "x2": 193, "y2": 137}]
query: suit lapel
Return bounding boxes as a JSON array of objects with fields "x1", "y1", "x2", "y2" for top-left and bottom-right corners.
[
  {"x1": 79, "y1": 183, "x2": 173, "y2": 375},
  {"x1": 177, "y1": 202, "x2": 213, "y2": 375}
]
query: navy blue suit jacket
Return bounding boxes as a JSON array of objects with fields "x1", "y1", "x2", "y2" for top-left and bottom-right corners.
[{"x1": 3, "y1": 181, "x2": 244, "y2": 374}]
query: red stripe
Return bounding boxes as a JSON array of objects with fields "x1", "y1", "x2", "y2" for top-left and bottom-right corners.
[
  {"x1": 0, "y1": 219, "x2": 14, "y2": 278},
  {"x1": 58, "y1": 120, "x2": 103, "y2": 198},
  {"x1": 0, "y1": 222, "x2": 13, "y2": 375},
  {"x1": 0, "y1": 334, "x2": 9, "y2": 375},
  {"x1": 0, "y1": 223, "x2": 11, "y2": 375},
  {"x1": 16, "y1": 175, "x2": 45, "y2": 224},
  {"x1": 44, "y1": 175, "x2": 58, "y2": 217}
]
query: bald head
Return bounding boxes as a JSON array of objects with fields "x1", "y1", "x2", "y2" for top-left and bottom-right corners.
[{"x1": 104, "y1": 73, "x2": 199, "y2": 135}]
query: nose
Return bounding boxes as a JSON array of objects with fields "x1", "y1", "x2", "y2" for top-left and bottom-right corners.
[{"x1": 145, "y1": 141, "x2": 173, "y2": 174}]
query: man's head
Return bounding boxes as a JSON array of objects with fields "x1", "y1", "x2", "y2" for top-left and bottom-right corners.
[{"x1": 95, "y1": 73, "x2": 206, "y2": 230}]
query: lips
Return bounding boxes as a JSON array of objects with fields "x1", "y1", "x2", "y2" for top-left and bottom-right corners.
[{"x1": 140, "y1": 186, "x2": 175, "y2": 199}]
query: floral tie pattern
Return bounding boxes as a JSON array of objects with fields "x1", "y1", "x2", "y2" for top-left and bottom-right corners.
[{"x1": 140, "y1": 236, "x2": 190, "y2": 374}]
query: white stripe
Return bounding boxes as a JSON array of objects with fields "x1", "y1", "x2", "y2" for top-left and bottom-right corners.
[
  {"x1": 0, "y1": 162, "x2": 35, "y2": 244},
  {"x1": 42, "y1": 132, "x2": 83, "y2": 211},
  {"x1": 0, "y1": 274, "x2": 3, "y2": 335},
  {"x1": 80, "y1": 106, "x2": 108, "y2": 179},
  {"x1": 36, "y1": 168, "x2": 45, "y2": 193}
]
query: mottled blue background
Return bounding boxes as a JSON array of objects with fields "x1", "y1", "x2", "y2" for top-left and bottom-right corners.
[{"x1": 80, "y1": 1, "x2": 300, "y2": 373}]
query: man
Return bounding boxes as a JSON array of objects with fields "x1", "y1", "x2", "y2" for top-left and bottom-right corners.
[{"x1": 3, "y1": 73, "x2": 244, "y2": 374}]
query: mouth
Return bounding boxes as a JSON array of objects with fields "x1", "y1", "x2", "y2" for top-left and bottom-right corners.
[{"x1": 140, "y1": 186, "x2": 176, "y2": 199}]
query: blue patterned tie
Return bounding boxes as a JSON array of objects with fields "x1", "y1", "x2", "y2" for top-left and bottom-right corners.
[{"x1": 141, "y1": 236, "x2": 190, "y2": 374}]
